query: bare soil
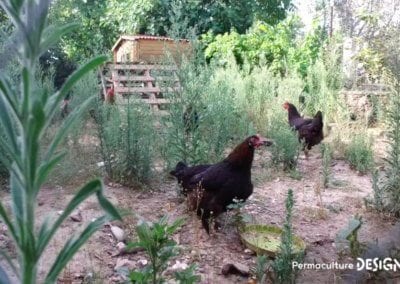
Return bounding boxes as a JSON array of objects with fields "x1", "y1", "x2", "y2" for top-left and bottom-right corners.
[{"x1": 0, "y1": 145, "x2": 398, "y2": 283}]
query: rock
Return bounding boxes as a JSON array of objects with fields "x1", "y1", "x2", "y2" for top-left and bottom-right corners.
[
  {"x1": 221, "y1": 262, "x2": 250, "y2": 277},
  {"x1": 171, "y1": 260, "x2": 188, "y2": 271},
  {"x1": 116, "y1": 242, "x2": 126, "y2": 253},
  {"x1": 114, "y1": 258, "x2": 136, "y2": 271},
  {"x1": 137, "y1": 259, "x2": 148, "y2": 267},
  {"x1": 110, "y1": 226, "x2": 125, "y2": 241},
  {"x1": 57, "y1": 210, "x2": 63, "y2": 215},
  {"x1": 70, "y1": 211, "x2": 82, "y2": 222},
  {"x1": 244, "y1": 248, "x2": 254, "y2": 255}
]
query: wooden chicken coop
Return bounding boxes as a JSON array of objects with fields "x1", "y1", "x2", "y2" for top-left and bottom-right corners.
[
  {"x1": 100, "y1": 35, "x2": 191, "y2": 109},
  {"x1": 112, "y1": 35, "x2": 191, "y2": 63}
]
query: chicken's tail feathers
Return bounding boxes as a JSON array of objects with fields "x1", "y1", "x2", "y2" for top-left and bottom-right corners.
[{"x1": 169, "y1": 161, "x2": 187, "y2": 177}]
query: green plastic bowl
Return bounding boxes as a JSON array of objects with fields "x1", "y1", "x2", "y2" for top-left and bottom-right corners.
[{"x1": 238, "y1": 224, "x2": 306, "y2": 257}]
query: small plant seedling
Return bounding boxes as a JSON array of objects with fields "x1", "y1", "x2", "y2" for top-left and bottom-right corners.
[{"x1": 128, "y1": 216, "x2": 199, "y2": 284}]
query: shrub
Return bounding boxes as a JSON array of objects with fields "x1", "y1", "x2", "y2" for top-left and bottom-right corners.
[
  {"x1": 95, "y1": 98, "x2": 155, "y2": 186},
  {"x1": 268, "y1": 116, "x2": 301, "y2": 171},
  {"x1": 345, "y1": 135, "x2": 374, "y2": 174},
  {"x1": 272, "y1": 189, "x2": 303, "y2": 283},
  {"x1": 161, "y1": 61, "x2": 253, "y2": 168},
  {"x1": 372, "y1": 76, "x2": 400, "y2": 215},
  {"x1": 0, "y1": 1, "x2": 121, "y2": 283}
]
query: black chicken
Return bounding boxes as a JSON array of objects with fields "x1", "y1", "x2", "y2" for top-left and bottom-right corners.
[
  {"x1": 170, "y1": 134, "x2": 273, "y2": 233},
  {"x1": 283, "y1": 101, "x2": 324, "y2": 155}
]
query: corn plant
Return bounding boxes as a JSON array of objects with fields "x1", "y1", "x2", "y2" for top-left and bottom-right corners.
[{"x1": 0, "y1": 1, "x2": 121, "y2": 283}]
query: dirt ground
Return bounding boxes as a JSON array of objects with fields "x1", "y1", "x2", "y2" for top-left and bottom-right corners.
[{"x1": 0, "y1": 137, "x2": 398, "y2": 283}]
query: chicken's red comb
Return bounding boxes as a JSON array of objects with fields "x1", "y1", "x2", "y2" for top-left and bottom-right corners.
[{"x1": 283, "y1": 101, "x2": 290, "y2": 110}]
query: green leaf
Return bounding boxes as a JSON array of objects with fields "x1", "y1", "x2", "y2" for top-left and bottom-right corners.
[
  {"x1": 39, "y1": 23, "x2": 79, "y2": 55},
  {"x1": 9, "y1": 171, "x2": 25, "y2": 243},
  {"x1": 44, "y1": 96, "x2": 94, "y2": 162},
  {"x1": 46, "y1": 56, "x2": 107, "y2": 121},
  {"x1": 44, "y1": 216, "x2": 111, "y2": 283},
  {"x1": 35, "y1": 152, "x2": 66, "y2": 189},
  {"x1": 0, "y1": 200, "x2": 18, "y2": 244},
  {"x1": 36, "y1": 179, "x2": 121, "y2": 255}
]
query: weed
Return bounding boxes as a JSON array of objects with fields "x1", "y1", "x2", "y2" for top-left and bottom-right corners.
[
  {"x1": 372, "y1": 76, "x2": 400, "y2": 215},
  {"x1": 128, "y1": 216, "x2": 198, "y2": 284},
  {"x1": 321, "y1": 143, "x2": 332, "y2": 188},
  {"x1": 174, "y1": 264, "x2": 200, "y2": 284},
  {"x1": 268, "y1": 118, "x2": 301, "y2": 171},
  {"x1": 272, "y1": 189, "x2": 303, "y2": 283},
  {"x1": 95, "y1": 98, "x2": 155, "y2": 186},
  {"x1": 254, "y1": 255, "x2": 269, "y2": 284},
  {"x1": 345, "y1": 134, "x2": 374, "y2": 174}
]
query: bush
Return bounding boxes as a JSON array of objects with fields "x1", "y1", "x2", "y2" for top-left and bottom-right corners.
[
  {"x1": 372, "y1": 76, "x2": 400, "y2": 215},
  {"x1": 345, "y1": 135, "x2": 374, "y2": 174},
  {"x1": 96, "y1": 98, "x2": 155, "y2": 186},
  {"x1": 268, "y1": 116, "x2": 301, "y2": 171},
  {"x1": 161, "y1": 61, "x2": 253, "y2": 168}
]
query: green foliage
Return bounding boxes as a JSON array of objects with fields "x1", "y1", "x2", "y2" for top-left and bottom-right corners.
[
  {"x1": 174, "y1": 264, "x2": 200, "y2": 284},
  {"x1": 47, "y1": 0, "x2": 293, "y2": 61},
  {"x1": 107, "y1": 0, "x2": 292, "y2": 37},
  {"x1": 128, "y1": 216, "x2": 189, "y2": 284},
  {"x1": 272, "y1": 189, "x2": 302, "y2": 283},
  {"x1": 255, "y1": 255, "x2": 268, "y2": 284},
  {"x1": 0, "y1": 1, "x2": 121, "y2": 283},
  {"x1": 49, "y1": 0, "x2": 118, "y2": 62},
  {"x1": 373, "y1": 76, "x2": 400, "y2": 215},
  {"x1": 321, "y1": 143, "x2": 332, "y2": 188},
  {"x1": 95, "y1": 99, "x2": 155, "y2": 186},
  {"x1": 268, "y1": 117, "x2": 301, "y2": 171},
  {"x1": 345, "y1": 135, "x2": 374, "y2": 174},
  {"x1": 43, "y1": 72, "x2": 100, "y2": 187},
  {"x1": 161, "y1": 61, "x2": 253, "y2": 167},
  {"x1": 203, "y1": 16, "x2": 325, "y2": 76}
]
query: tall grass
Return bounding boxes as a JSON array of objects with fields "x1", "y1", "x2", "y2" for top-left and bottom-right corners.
[{"x1": 0, "y1": 1, "x2": 121, "y2": 283}]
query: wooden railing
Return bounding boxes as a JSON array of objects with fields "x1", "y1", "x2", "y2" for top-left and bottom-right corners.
[{"x1": 100, "y1": 62, "x2": 180, "y2": 108}]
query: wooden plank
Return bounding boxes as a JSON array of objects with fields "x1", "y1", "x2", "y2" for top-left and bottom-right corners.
[
  {"x1": 116, "y1": 86, "x2": 177, "y2": 93},
  {"x1": 143, "y1": 98, "x2": 169, "y2": 104},
  {"x1": 116, "y1": 86, "x2": 160, "y2": 93},
  {"x1": 106, "y1": 63, "x2": 177, "y2": 71},
  {"x1": 113, "y1": 76, "x2": 155, "y2": 82}
]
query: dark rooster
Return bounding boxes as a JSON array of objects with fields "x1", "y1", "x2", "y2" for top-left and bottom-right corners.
[
  {"x1": 283, "y1": 101, "x2": 324, "y2": 155},
  {"x1": 170, "y1": 134, "x2": 273, "y2": 233}
]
